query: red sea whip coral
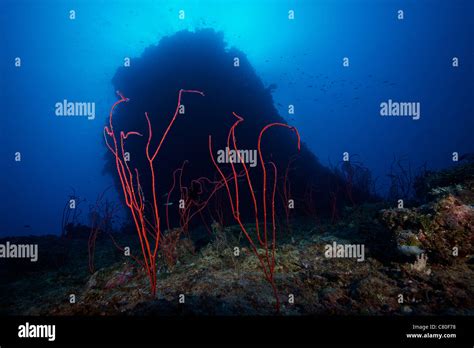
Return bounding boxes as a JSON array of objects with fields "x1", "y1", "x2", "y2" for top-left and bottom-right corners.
[
  {"x1": 104, "y1": 89, "x2": 204, "y2": 296},
  {"x1": 105, "y1": 89, "x2": 300, "y2": 311},
  {"x1": 209, "y1": 112, "x2": 301, "y2": 311}
]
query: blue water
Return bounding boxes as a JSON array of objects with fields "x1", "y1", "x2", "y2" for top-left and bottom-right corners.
[{"x1": 1, "y1": 0, "x2": 472, "y2": 236}]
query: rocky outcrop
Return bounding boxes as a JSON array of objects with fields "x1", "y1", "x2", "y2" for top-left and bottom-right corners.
[{"x1": 380, "y1": 163, "x2": 474, "y2": 264}]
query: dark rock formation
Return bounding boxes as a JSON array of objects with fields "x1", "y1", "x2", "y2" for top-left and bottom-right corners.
[{"x1": 105, "y1": 29, "x2": 353, "y2": 227}]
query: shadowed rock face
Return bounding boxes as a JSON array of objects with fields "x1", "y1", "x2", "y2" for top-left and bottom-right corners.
[{"x1": 105, "y1": 29, "x2": 348, "y2": 226}]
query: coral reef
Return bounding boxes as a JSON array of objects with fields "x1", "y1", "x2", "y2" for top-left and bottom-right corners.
[
  {"x1": 1, "y1": 163, "x2": 472, "y2": 316},
  {"x1": 380, "y1": 163, "x2": 474, "y2": 264}
]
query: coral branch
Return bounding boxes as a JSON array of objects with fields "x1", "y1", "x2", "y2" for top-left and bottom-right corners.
[
  {"x1": 104, "y1": 89, "x2": 204, "y2": 295},
  {"x1": 208, "y1": 115, "x2": 300, "y2": 312}
]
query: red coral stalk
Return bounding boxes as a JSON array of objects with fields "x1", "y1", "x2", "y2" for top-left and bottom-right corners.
[
  {"x1": 209, "y1": 113, "x2": 300, "y2": 312},
  {"x1": 104, "y1": 89, "x2": 204, "y2": 296}
]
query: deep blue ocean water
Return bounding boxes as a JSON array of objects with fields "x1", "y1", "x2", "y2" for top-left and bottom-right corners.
[{"x1": 1, "y1": 0, "x2": 472, "y2": 236}]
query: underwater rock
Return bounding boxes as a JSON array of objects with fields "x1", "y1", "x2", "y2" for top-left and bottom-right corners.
[
  {"x1": 414, "y1": 162, "x2": 474, "y2": 202},
  {"x1": 349, "y1": 275, "x2": 397, "y2": 302},
  {"x1": 104, "y1": 265, "x2": 135, "y2": 289},
  {"x1": 4, "y1": 218, "x2": 472, "y2": 316},
  {"x1": 380, "y1": 163, "x2": 474, "y2": 264},
  {"x1": 400, "y1": 305, "x2": 413, "y2": 315},
  {"x1": 85, "y1": 271, "x2": 99, "y2": 290},
  {"x1": 106, "y1": 29, "x2": 355, "y2": 226},
  {"x1": 319, "y1": 287, "x2": 345, "y2": 306}
]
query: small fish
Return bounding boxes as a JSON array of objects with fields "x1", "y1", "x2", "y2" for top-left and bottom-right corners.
[
  {"x1": 163, "y1": 202, "x2": 173, "y2": 206},
  {"x1": 24, "y1": 225, "x2": 31, "y2": 228}
]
